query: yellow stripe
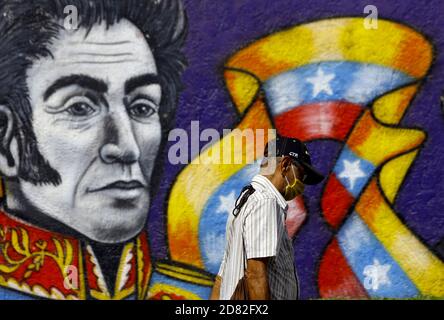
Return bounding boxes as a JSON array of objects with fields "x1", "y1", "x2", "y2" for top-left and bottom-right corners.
[
  {"x1": 348, "y1": 111, "x2": 425, "y2": 166},
  {"x1": 380, "y1": 151, "x2": 418, "y2": 203},
  {"x1": 224, "y1": 69, "x2": 260, "y2": 115},
  {"x1": 373, "y1": 84, "x2": 420, "y2": 125},
  {"x1": 156, "y1": 263, "x2": 213, "y2": 281},
  {"x1": 148, "y1": 283, "x2": 202, "y2": 300},
  {"x1": 356, "y1": 180, "x2": 444, "y2": 297},
  {"x1": 227, "y1": 18, "x2": 432, "y2": 81},
  {"x1": 155, "y1": 268, "x2": 214, "y2": 287},
  {"x1": 77, "y1": 240, "x2": 86, "y2": 300}
]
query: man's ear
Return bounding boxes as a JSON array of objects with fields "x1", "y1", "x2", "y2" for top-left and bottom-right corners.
[
  {"x1": 0, "y1": 105, "x2": 19, "y2": 177},
  {"x1": 280, "y1": 156, "x2": 291, "y2": 174}
]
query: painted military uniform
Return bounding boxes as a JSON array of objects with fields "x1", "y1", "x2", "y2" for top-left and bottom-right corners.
[{"x1": 0, "y1": 210, "x2": 213, "y2": 300}]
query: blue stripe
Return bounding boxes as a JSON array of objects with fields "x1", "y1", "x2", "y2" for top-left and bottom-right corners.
[
  {"x1": 333, "y1": 146, "x2": 375, "y2": 197},
  {"x1": 199, "y1": 161, "x2": 260, "y2": 274},
  {"x1": 263, "y1": 61, "x2": 414, "y2": 116},
  {"x1": 337, "y1": 214, "x2": 419, "y2": 298},
  {"x1": 0, "y1": 287, "x2": 37, "y2": 300}
]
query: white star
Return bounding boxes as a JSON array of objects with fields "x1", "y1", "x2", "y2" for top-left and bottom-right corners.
[
  {"x1": 338, "y1": 159, "x2": 366, "y2": 190},
  {"x1": 363, "y1": 259, "x2": 391, "y2": 291},
  {"x1": 306, "y1": 68, "x2": 335, "y2": 97},
  {"x1": 217, "y1": 191, "x2": 237, "y2": 215}
]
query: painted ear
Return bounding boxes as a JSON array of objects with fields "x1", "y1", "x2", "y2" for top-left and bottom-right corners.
[{"x1": 0, "y1": 105, "x2": 18, "y2": 177}]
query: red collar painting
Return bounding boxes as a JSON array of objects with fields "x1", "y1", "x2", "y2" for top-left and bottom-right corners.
[{"x1": 0, "y1": 210, "x2": 152, "y2": 300}]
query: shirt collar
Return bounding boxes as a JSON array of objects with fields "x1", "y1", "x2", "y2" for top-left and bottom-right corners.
[{"x1": 251, "y1": 175, "x2": 288, "y2": 211}]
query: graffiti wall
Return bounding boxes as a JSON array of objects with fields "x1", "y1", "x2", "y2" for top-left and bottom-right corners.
[{"x1": 0, "y1": 0, "x2": 442, "y2": 299}]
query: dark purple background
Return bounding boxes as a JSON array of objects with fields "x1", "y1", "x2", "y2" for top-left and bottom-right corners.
[{"x1": 148, "y1": 0, "x2": 444, "y2": 299}]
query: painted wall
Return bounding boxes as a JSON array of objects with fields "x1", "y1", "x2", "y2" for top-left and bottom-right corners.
[
  {"x1": 151, "y1": 0, "x2": 444, "y2": 299},
  {"x1": 0, "y1": 0, "x2": 442, "y2": 300}
]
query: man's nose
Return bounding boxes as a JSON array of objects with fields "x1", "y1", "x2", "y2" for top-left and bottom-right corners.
[{"x1": 99, "y1": 113, "x2": 141, "y2": 165}]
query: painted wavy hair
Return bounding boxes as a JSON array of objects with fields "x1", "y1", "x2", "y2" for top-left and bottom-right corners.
[{"x1": 0, "y1": 0, "x2": 188, "y2": 188}]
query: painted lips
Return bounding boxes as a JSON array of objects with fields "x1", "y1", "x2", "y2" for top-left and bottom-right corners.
[{"x1": 89, "y1": 180, "x2": 145, "y2": 193}]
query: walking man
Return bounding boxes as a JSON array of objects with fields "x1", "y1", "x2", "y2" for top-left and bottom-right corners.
[{"x1": 211, "y1": 135, "x2": 324, "y2": 300}]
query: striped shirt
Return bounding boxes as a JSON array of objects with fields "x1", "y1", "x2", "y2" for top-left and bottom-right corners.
[{"x1": 218, "y1": 174, "x2": 299, "y2": 300}]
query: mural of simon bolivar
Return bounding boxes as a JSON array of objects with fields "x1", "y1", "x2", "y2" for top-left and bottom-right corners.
[{"x1": 0, "y1": 0, "x2": 210, "y2": 300}]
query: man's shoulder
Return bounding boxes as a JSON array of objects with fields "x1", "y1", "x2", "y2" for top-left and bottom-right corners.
[
  {"x1": 242, "y1": 190, "x2": 278, "y2": 214},
  {"x1": 250, "y1": 189, "x2": 277, "y2": 202},
  {"x1": 250, "y1": 182, "x2": 278, "y2": 202},
  {"x1": 250, "y1": 175, "x2": 281, "y2": 201}
]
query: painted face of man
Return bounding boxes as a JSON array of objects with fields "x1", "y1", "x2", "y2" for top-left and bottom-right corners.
[{"x1": 20, "y1": 19, "x2": 162, "y2": 243}]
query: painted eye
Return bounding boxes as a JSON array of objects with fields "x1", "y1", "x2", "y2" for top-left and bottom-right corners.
[
  {"x1": 66, "y1": 102, "x2": 95, "y2": 117},
  {"x1": 128, "y1": 102, "x2": 157, "y2": 119}
]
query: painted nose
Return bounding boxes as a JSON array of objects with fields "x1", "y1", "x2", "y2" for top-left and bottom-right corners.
[{"x1": 99, "y1": 114, "x2": 140, "y2": 164}]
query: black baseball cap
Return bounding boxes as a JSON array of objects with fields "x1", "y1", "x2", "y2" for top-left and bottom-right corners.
[{"x1": 264, "y1": 135, "x2": 324, "y2": 185}]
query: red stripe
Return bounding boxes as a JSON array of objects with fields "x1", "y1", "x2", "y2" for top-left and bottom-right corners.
[
  {"x1": 322, "y1": 174, "x2": 355, "y2": 229},
  {"x1": 318, "y1": 239, "x2": 368, "y2": 299},
  {"x1": 274, "y1": 101, "x2": 363, "y2": 141}
]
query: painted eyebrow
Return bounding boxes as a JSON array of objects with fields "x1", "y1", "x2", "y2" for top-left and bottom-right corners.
[
  {"x1": 125, "y1": 73, "x2": 160, "y2": 95},
  {"x1": 43, "y1": 75, "x2": 108, "y2": 101}
]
